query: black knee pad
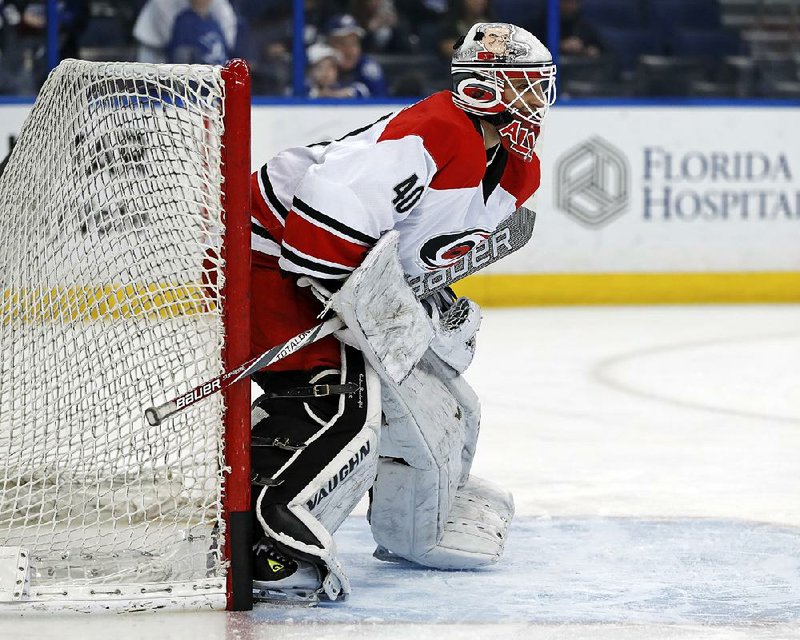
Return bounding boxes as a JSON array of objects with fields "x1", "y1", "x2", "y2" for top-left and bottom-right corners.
[{"x1": 249, "y1": 345, "x2": 371, "y2": 512}]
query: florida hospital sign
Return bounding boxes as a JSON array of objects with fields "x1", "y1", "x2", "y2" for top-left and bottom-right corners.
[
  {"x1": 642, "y1": 148, "x2": 799, "y2": 221},
  {"x1": 554, "y1": 138, "x2": 799, "y2": 226}
]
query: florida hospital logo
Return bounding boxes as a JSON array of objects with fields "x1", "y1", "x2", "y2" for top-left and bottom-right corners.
[{"x1": 555, "y1": 137, "x2": 630, "y2": 228}]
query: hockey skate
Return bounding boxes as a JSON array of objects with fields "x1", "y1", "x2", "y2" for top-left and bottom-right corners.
[{"x1": 252, "y1": 538, "x2": 324, "y2": 606}]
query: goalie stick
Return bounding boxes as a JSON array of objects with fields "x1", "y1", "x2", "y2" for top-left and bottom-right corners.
[{"x1": 145, "y1": 207, "x2": 536, "y2": 426}]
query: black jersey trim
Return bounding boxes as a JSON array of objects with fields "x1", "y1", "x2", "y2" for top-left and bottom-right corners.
[
  {"x1": 252, "y1": 220, "x2": 279, "y2": 244},
  {"x1": 292, "y1": 197, "x2": 377, "y2": 246},
  {"x1": 482, "y1": 143, "x2": 508, "y2": 203},
  {"x1": 467, "y1": 114, "x2": 484, "y2": 137},
  {"x1": 467, "y1": 114, "x2": 510, "y2": 202},
  {"x1": 308, "y1": 113, "x2": 393, "y2": 148},
  {"x1": 281, "y1": 244, "x2": 354, "y2": 278},
  {"x1": 260, "y1": 165, "x2": 289, "y2": 221}
]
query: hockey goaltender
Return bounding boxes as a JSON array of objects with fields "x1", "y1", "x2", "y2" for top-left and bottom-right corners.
[{"x1": 245, "y1": 21, "x2": 556, "y2": 604}]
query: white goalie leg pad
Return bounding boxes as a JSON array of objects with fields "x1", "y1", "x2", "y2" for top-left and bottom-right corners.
[
  {"x1": 370, "y1": 350, "x2": 513, "y2": 569},
  {"x1": 433, "y1": 475, "x2": 514, "y2": 567},
  {"x1": 256, "y1": 359, "x2": 382, "y2": 601},
  {"x1": 379, "y1": 350, "x2": 481, "y2": 488},
  {"x1": 457, "y1": 475, "x2": 515, "y2": 524},
  {"x1": 371, "y1": 462, "x2": 514, "y2": 569}
]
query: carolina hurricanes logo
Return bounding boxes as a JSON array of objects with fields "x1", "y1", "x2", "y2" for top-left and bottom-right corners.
[
  {"x1": 462, "y1": 82, "x2": 496, "y2": 103},
  {"x1": 418, "y1": 228, "x2": 491, "y2": 270},
  {"x1": 454, "y1": 76, "x2": 505, "y2": 114}
]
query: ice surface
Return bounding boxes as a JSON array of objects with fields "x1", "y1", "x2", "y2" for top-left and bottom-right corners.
[
  {"x1": 2, "y1": 304, "x2": 799, "y2": 639},
  {"x1": 247, "y1": 516, "x2": 800, "y2": 626}
]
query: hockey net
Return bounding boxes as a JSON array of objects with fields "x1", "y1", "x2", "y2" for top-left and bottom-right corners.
[{"x1": 0, "y1": 60, "x2": 251, "y2": 610}]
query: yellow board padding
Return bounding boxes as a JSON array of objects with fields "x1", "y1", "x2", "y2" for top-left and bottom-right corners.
[
  {"x1": 5, "y1": 272, "x2": 799, "y2": 324},
  {"x1": 2, "y1": 284, "x2": 217, "y2": 323},
  {"x1": 452, "y1": 272, "x2": 800, "y2": 306}
]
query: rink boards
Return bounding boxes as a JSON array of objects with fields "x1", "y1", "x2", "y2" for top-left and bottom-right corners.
[
  {"x1": 246, "y1": 102, "x2": 800, "y2": 304},
  {"x1": 1, "y1": 101, "x2": 798, "y2": 304}
]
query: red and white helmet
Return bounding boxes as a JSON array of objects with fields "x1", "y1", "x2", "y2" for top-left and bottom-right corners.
[{"x1": 451, "y1": 22, "x2": 557, "y2": 162}]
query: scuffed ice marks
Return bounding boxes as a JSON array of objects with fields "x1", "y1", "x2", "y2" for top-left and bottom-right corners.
[{"x1": 249, "y1": 516, "x2": 800, "y2": 625}]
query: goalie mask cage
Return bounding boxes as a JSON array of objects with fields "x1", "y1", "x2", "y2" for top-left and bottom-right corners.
[{"x1": 0, "y1": 60, "x2": 252, "y2": 611}]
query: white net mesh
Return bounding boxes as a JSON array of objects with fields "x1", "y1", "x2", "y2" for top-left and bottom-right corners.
[{"x1": 0, "y1": 60, "x2": 231, "y2": 600}]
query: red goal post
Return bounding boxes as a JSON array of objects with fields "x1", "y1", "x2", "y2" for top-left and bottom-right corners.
[{"x1": 220, "y1": 59, "x2": 253, "y2": 612}]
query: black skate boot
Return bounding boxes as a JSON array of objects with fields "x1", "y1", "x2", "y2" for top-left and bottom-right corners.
[{"x1": 252, "y1": 537, "x2": 323, "y2": 606}]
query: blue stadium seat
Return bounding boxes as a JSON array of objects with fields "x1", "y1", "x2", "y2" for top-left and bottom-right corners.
[
  {"x1": 649, "y1": 0, "x2": 723, "y2": 32},
  {"x1": 635, "y1": 55, "x2": 708, "y2": 96},
  {"x1": 558, "y1": 54, "x2": 618, "y2": 83},
  {"x1": 596, "y1": 26, "x2": 663, "y2": 72},
  {"x1": 672, "y1": 28, "x2": 746, "y2": 58},
  {"x1": 580, "y1": 0, "x2": 645, "y2": 29},
  {"x1": 493, "y1": 0, "x2": 547, "y2": 28},
  {"x1": 80, "y1": 15, "x2": 128, "y2": 48}
]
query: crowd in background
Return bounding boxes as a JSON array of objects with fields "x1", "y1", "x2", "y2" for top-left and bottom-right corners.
[{"x1": 0, "y1": 0, "x2": 797, "y2": 98}]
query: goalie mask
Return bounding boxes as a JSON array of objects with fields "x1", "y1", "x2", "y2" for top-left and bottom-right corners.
[{"x1": 451, "y1": 22, "x2": 556, "y2": 162}]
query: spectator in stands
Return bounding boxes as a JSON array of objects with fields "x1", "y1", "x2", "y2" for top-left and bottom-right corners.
[
  {"x1": 324, "y1": 13, "x2": 387, "y2": 97},
  {"x1": 60, "y1": 0, "x2": 89, "y2": 59},
  {"x1": 0, "y1": 2, "x2": 20, "y2": 93},
  {"x1": 420, "y1": 0, "x2": 492, "y2": 90},
  {"x1": 305, "y1": 0, "x2": 348, "y2": 46},
  {"x1": 167, "y1": 0, "x2": 230, "y2": 65},
  {"x1": 395, "y1": 0, "x2": 448, "y2": 28},
  {"x1": 348, "y1": 0, "x2": 414, "y2": 53},
  {"x1": 235, "y1": 0, "x2": 292, "y2": 95},
  {"x1": 560, "y1": 0, "x2": 603, "y2": 56},
  {"x1": 533, "y1": 0, "x2": 602, "y2": 57},
  {"x1": 1, "y1": 1, "x2": 88, "y2": 60},
  {"x1": 0, "y1": 1, "x2": 86, "y2": 92},
  {"x1": 234, "y1": 0, "x2": 290, "y2": 22},
  {"x1": 394, "y1": 0, "x2": 448, "y2": 53},
  {"x1": 133, "y1": 0, "x2": 236, "y2": 63},
  {"x1": 305, "y1": 41, "x2": 368, "y2": 98}
]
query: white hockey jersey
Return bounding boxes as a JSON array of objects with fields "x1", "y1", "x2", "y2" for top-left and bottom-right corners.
[{"x1": 250, "y1": 91, "x2": 541, "y2": 282}]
